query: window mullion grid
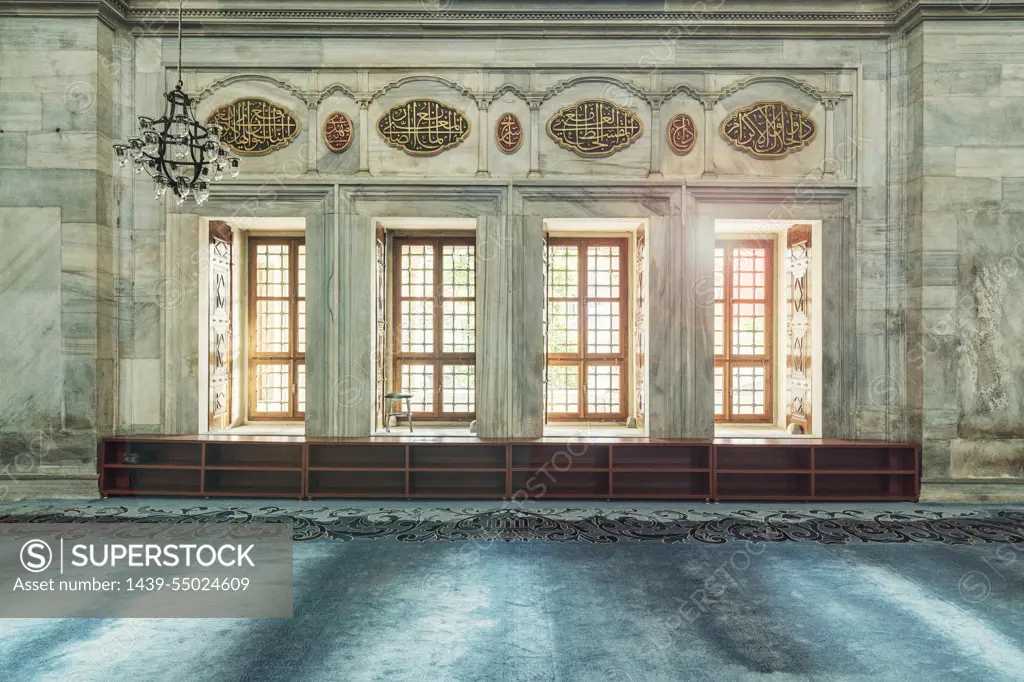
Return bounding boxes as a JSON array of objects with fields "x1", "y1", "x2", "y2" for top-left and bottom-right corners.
[
  {"x1": 249, "y1": 238, "x2": 295, "y2": 421},
  {"x1": 582, "y1": 241, "x2": 627, "y2": 421},
  {"x1": 719, "y1": 239, "x2": 773, "y2": 423},
  {"x1": 578, "y1": 242, "x2": 588, "y2": 421}
]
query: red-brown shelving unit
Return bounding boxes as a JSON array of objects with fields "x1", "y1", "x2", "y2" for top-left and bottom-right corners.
[{"x1": 99, "y1": 436, "x2": 919, "y2": 502}]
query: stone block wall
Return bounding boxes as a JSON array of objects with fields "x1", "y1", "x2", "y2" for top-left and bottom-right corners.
[
  {"x1": 0, "y1": 17, "x2": 116, "y2": 498},
  {"x1": 909, "y1": 22, "x2": 1024, "y2": 487}
]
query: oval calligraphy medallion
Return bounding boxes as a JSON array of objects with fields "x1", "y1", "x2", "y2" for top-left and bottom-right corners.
[
  {"x1": 323, "y1": 111, "x2": 354, "y2": 153},
  {"x1": 205, "y1": 98, "x2": 300, "y2": 156},
  {"x1": 720, "y1": 100, "x2": 817, "y2": 159},
  {"x1": 666, "y1": 113, "x2": 697, "y2": 156},
  {"x1": 495, "y1": 112, "x2": 523, "y2": 154},
  {"x1": 547, "y1": 99, "x2": 643, "y2": 158},
  {"x1": 376, "y1": 99, "x2": 471, "y2": 156}
]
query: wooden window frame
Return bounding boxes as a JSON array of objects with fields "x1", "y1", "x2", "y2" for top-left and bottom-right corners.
[
  {"x1": 391, "y1": 234, "x2": 477, "y2": 422},
  {"x1": 247, "y1": 236, "x2": 305, "y2": 421},
  {"x1": 546, "y1": 237, "x2": 630, "y2": 422},
  {"x1": 715, "y1": 238, "x2": 774, "y2": 424}
]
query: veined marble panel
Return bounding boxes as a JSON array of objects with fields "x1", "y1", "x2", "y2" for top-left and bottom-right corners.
[
  {"x1": 958, "y1": 210, "x2": 1024, "y2": 440},
  {"x1": 118, "y1": 358, "x2": 162, "y2": 428},
  {"x1": 0, "y1": 134, "x2": 27, "y2": 168},
  {"x1": 0, "y1": 18, "x2": 100, "y2": 51},
  {"x1": 0, "y1": 95, "x2": 42, "y2": 132},
  {"x1": 0, "y1": 208, "x2": 63, "y2": 431}
]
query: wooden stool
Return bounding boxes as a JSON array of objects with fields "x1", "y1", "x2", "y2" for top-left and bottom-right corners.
[{"x1": 384, "y1": 393, "x2": 414, "y2": 433}]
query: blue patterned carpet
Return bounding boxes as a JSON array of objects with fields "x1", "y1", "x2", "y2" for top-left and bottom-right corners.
[{"x1": 0, "y1": 501, "x2": 1022, "y2": 681}]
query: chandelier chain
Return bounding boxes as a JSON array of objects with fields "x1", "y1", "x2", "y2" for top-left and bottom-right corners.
[{"x1": 111, "y1": 0, "x2": 239, "y2": 205}]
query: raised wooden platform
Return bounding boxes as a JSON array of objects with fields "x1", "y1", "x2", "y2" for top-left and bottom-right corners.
[{"x1": 100, "y1": 436, "x2": 920, "y2": 502}]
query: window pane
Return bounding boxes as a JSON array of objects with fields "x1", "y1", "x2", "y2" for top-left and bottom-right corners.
[
  {"x1": 255, "y1": 300, "x2": 290, "y2": 353},
  {"x1": 548, "y1": 245, "x2": 579, "y2": 299},
  {"x1": 400, "y1": 300, "x2": 433, "y2": 353},
  {"x1": 443, "y1": 300, "x2": 475, "y2": 353},
  {"x1": 714, "y1": 247, "x2": 725, "y2": 300},
  {"x1": 731, "y1": 365, "x2": 766, "y2": 416},
  {"x1": 587, "y1": 364, "x2": 621, "y2": 414},
  {"x1": 255, "y1": 244, "x2": 290, "y2": 298},
  {"x1": 401, "y1": 244, "x2": 434, "y2": 298},
  {"x1": 714, "y1": 365, "x2": 725, "y2": 416},
  {"x1": 714, "y1": 302, "x2": 725, "y2": 356},
  {"x1": 442, "y1": 364, "x2": 475, "y2": 413},
  {"x1": 586, "y1": 301, "x2": 620, "y2": 354},
  {"x1": 400, "y1": 363, "x2": 434, "y2": 412},
  {"x1": 732, "y1": 302, "x2": 766, "y2": 355},
  {"x1": 297, "y1": 363, "x2": 305, "y2": 413},
  {"x1": 587, "y1": 245, "x2": 620, "y2": 299},
  {"x1": 254, "y1": 363, "x2": 290, "y2": 413},
  {"x1": 297, "y1": 243, "x2": 306, "y2": 299},
  {"x1": 442, "y1": 245, "x2": 475, "y2": 298},
  {"x1": 297, "y1": 299, "x2": 306, "y2": 354},
  {"x1": 732, "y1": 247, "x2": 767, "y2": 300},
  {"x1": 547, "y1": 300, "x2": 579, "y2": 354},
  {"x1": 547, "y1": 365, "x2": 579, "y2": 414}
]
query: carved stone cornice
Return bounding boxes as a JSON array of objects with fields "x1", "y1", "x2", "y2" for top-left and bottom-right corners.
[{"x1": 5, "y1": 1, "x2": 1023, "y2": 38}]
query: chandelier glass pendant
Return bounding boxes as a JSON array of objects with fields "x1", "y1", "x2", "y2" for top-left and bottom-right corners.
[{"x1": 112, "y1": 0, "x2": 238, "y2": 205}]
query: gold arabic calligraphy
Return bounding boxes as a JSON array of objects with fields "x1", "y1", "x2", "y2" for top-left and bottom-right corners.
[
  {"x1": 376, "y1": 99, "x2": 470, "y2": 156},
  {"x1": 495, "y1": 112, "x2": 523, "y2": 154},
  {"x1": 667, "y1": 113, "x2": 697, "y2": 156},
  {"x1": 323, "y1": 111, "x2": 354, "y2": 153},
  {"x1": 206, "y1": 98, "x2": 300, "y2": 156},
  {"x1": 547, "y1": 99, "x2": 643, "y2": 158},
  {"x1": 720, "y1": 101, "x2": 816, "y2": 159}
]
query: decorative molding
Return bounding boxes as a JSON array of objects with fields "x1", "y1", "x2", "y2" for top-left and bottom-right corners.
[
  {"x1": 546, "y1": 99, "x2": 644, "y2": 158},
  {"x1": 315, "y1": 83, "x2": 359, "y2": 106},
  {"x1": 495, "y1": 112, "x2": 524, "y2": 155},
  {"x1": 720, "y1": 101, "x2": 817, "y2": 160},
  {"x1": 206, "y1": 97, "x2": 301, "y2": 156},
  {"x1": 6, "y1": 2, "x2": 1024, "y2": 37},
  {"x1": 542, "y1": 76, "x2": 652, "y2": 105},
  {"x1": 712, "y1": 75, "x2": 832, "y2": 105},
  {"x1": 661, "y1": 83, "x2": 704, "y2": 105},
  {"x1": 486, "y1": 83, "x2": 530, "y2": 105},
  {"x1": 194, "y1": 74, "x2": 313, "y2": 106},
  {"x1": 376, "y1": 99, "x2": 471, "y2": 157},
  {"x1": 371, "y1": 76, "x2": 477, "y2": 104},
  {"x1": 323, "y1": 111, "x2": 354, "y2": 153},
  {"x1": 667, "y1": 113, "x2": 698, "y2": 156}
]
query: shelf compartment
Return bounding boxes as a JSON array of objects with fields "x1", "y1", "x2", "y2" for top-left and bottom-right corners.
[
  {"x1": 613, "y1": 472, "x2": 711, "y2": 498},
  {"x1": 309, "y1": 443, "x2": 405, "y2": 469},
  {"x1": 409, "y1": 444, "x2": 505, "y2": 470},
  {"x1": 717, "y1": 446, "x2": 811, "y2": 471},
  {"x1": 102, "y1": 468, "x2": 201, "y2": 495},
  {"x1": 409, "y1": 471, "x2": 504, "y2": 497},
  {"x1": 204, "y1": 470, "x2": 302, "y2": 497},
  {"x1": 815, "y1": 473, "x2": 917, "y2": 499},
  {"x1": 716, "y1": 472, "x2": 812, "y2": 499},
  {"x1": 104, "y1": 441, "x2": 201, "y2": 467},
  {"x1": 815, "y1": 447, "x2": 916, "y2": 472},
  {"x1": 308, "y1": 470, "x2": 406, "y2": 497},
  {"x1": 612, "y1": 444, "x2": 710, "y2": 470},
  {"x1": 511, "y1": 444, "x2": 610, "y2": 469},
  {"x1": 204, "y1": 443, "x2": 303, "y2": 469},
  {"x1": 510, "y1": 470, "x2": 609, "y2": 498}
]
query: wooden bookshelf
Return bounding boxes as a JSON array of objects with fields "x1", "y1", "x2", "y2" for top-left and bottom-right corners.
[{"x1": 99, "y1": 436, "x2": 919, "y2": 502}]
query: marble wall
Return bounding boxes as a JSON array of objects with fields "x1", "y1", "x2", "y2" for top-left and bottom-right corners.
[
  {"x1": 0, "y1": 18, "x2": 116, "y2": 498},
  {"x1": 906, "y1": 23, "x2": 1024, "y2": 492},
  {"x1": 3, "y1": 3, "x2": 1024, "y2": 499},
  {"x1": 122, "y1": 33, "x2": 887, "y2": 446}
]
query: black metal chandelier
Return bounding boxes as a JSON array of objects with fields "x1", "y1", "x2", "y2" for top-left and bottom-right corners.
[{"x1": 113, "y1": 0, "x2": 238, "y2": 204}]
